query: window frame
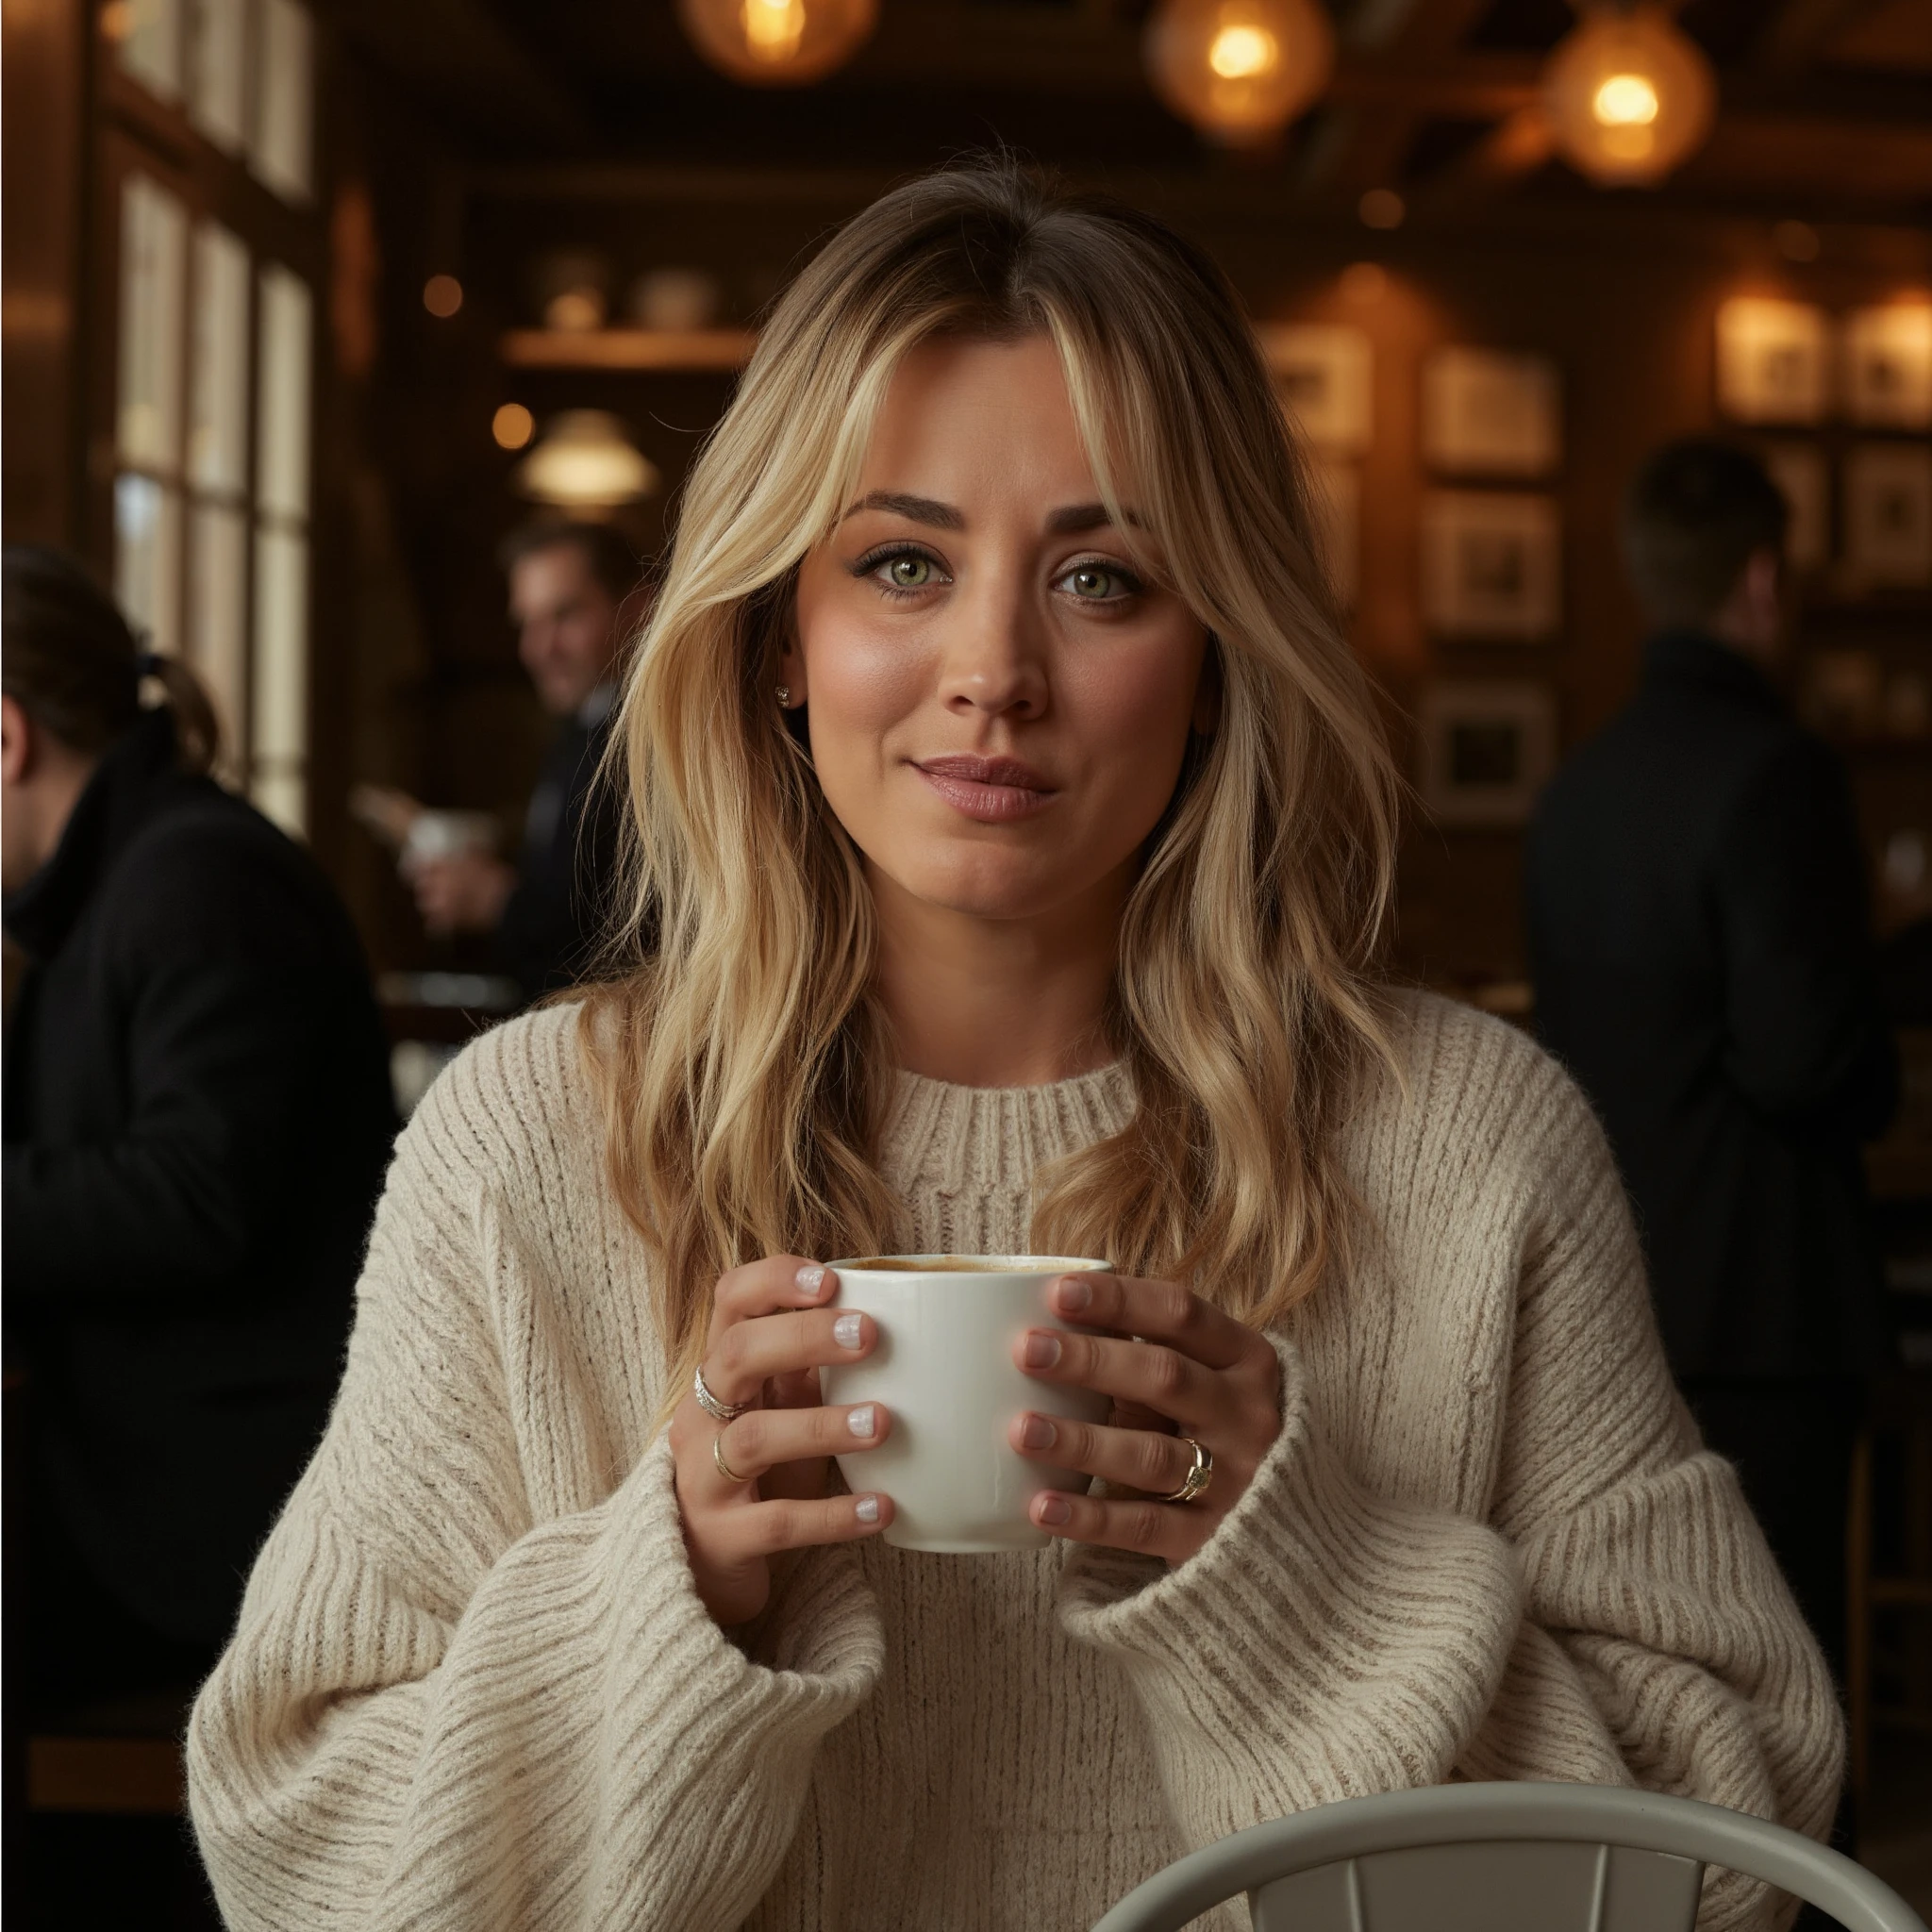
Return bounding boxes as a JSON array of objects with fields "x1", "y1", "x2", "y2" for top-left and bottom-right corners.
[{"x1": 84, "y1": 5, "x2": 328, "y2": 833}]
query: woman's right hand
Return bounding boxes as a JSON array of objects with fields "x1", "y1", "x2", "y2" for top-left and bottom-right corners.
[{"x1": 669, "y1": 1256, "x2": 894, "y2": 1627}]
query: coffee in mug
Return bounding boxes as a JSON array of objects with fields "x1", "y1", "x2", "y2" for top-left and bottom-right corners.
[{"x1": 821, "y1": 1254, "x2": 1110, "y2": 1553}]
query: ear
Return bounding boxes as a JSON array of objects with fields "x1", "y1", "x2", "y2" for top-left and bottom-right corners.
[
  {"x1": 1, "y1": 694, "x2": 34, "y2": 789},
  {"x1": 1190, "y1": 633, "x2": 1223, "y2": 738}
]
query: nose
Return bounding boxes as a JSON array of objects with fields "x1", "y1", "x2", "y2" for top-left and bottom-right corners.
[{"x1": 936, "y1": 571, "x2": 1048, "y2": 723}]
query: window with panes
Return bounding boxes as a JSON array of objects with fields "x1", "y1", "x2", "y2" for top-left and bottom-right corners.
[{"x1": 103, "y1": 0, "x2": 318, "y2": 835}]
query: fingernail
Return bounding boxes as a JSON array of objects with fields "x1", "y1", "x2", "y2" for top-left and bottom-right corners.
[
  {"x1": 1054, "y1": 1275, "x2": 1091, "y2": 1313},
  {"x1": 1022, "y1": 1331, "x2": 1061, "y2": 1371},
  {"x1": 833, "y1": 1311, "x2": 864, "y2": 1349},
  {"x1": 795, "y1": 1264, "x2": 827, "y2": 1297},
  {"x1": 1018, "y1": 1413, "x2": 1058, "y2": 1452},
  {"x1": 848, "y1": 1404, "x2": 876, "y2": 1440},
  {"x1": 1036, "y1": 1494, "x2": 1072, "y2": 1526},
  {"x1": 855, "y1": 1494, "x2": 881, "y2": 1524}
]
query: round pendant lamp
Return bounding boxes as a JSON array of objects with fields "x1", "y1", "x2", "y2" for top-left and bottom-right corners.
[
  {"x1": 1144, "y1": 0, "x2": 1335, "y2": 148},
  {"x1": 678, "y1": 0, "x2": 876, "y2": 85},
  {"x1": 514, "y1": 411, "x2": 658, "y2": 509},
  {"x1": 1542, "y1": 4, "x2": 1716, "y2": 187}
]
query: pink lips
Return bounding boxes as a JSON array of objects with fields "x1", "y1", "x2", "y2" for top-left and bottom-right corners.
[{"x1": 913, "y1": 754, "x2": 1058, "y2": 823}]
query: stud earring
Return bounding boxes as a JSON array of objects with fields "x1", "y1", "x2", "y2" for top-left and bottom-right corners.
[{"x1": 776, "y1": 684, "x2": 792, "y2": 708}]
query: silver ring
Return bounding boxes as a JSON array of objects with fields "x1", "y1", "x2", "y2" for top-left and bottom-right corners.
[
  {"x1": 1156, "y1": 1438, "x2": 1213, "y2": 1506},
  {"x1": 693, "y1": 1363, "x2": 752, "y2": 1424},
  {"x1": 713, "y1": 1432, "x2": 754, "y2": 1485}
]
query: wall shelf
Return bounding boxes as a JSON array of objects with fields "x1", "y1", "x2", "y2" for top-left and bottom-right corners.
[{"x1": 499, "y1": 327, "x2": 756, "y2": 372}]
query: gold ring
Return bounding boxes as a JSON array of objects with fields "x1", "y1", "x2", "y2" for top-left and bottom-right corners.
[
  {"x1": 1156, "y1": 1438, "x2": 1213, "y2": 1506},
  {"x1": 713, "y1": 1431, "x2": 754, "y2": 1485}
]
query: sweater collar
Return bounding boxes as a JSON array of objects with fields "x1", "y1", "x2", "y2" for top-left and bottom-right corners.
[
  {"x1": 879, "y1": 1060, "x2": 1136, "y2": 1199},
  {"x1": 1642, "y1": 629, "x2": 1786, "y2": 716},
  {"x1": 3, "y1": 709, "x2": 181, "y2": 960}
]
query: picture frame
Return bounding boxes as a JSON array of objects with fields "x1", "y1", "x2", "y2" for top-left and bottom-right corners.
[
  {"x1": 1307, "y1": 458, "x2": 1359, "y2": 609},
  {"x1": 1842, "y1": 304, "x2": 1932, "y2": 429},
  {"x1": 1760, "y1": 441, "x2": 1830, "y2": 573},
  {"x1": 1420, "y1": 491, "x2": 1562, "y2": 641},
  {"x1": 1257, "y1": 322, "x2": 1373, "y2": 455},
  {"x1": 1417, "y1": 681, "x2": 1557, "y2": 828},
  {"x1": 1421, "y1": 346, "x2": 1561, "y2": 477},
  {"x1": 1843, "y1": 443, "x2": 1932, "y2": 589},
  {"x1": 1716, "y1": 297, "x2": 1831, "y2": 425}
]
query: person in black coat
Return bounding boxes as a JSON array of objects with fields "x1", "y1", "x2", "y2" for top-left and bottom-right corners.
[
  {"x1": 1525, "y1": 441, "x2": 1897, "y2": 1683},
  {"x1": 370, "y1": 521, "x2": 642, "y2": 1002},
  {"x1": 2, "y1": 546, "x2": 397, "y2": 1716}
]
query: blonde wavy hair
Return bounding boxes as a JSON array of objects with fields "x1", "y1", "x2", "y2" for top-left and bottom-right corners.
[{"x1": 584, "y1": 162, "x2": 1399, "y2": 1392}]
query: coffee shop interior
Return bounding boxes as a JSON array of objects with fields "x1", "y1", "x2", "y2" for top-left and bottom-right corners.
[{"x1": 5, "y1": 0, "x2": 1932, "y2": 1922}]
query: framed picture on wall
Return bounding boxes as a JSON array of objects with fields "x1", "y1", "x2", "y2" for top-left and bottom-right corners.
[
  {"x1": 1844, "y1": 443, "x2": 1932, "y2": 589},
  {"x1": 1257, "y1": 323, "x2": 1373, "y2": 455},
  {"x1": 1417, "y1": 681, "x2": 1557, "y2": 827},
  {"x1": 1761, "y1": 441, "x2": 1830, "y2": 573},
  {"x1": 1716, "y1": 297, "x2": 1831, "y2": 425},
  {"x1": 1421, "y1": 347, "x2": 1561, "y2": 476},
  {"x1": 1842, "y1": 304, "x2": 1932, "y2": 429},
  {"x1": 1420, "y1": 491, "x2": 1561, "y2": 640},
  {"x1": 1307, "y1": 458, "x2": 1359, "y2": 609}
]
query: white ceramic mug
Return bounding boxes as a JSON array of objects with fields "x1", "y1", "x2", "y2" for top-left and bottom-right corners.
[{"x1": 820, "y1": 1254, "x2": 1111, "y2": 1554}]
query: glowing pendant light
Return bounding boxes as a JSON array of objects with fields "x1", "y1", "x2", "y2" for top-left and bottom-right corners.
[
  {"x1": 1144, "y1": 0, "x2": 1335, "y2": 148},
  {"x1": 1543, "y1": 4, "x2": 1716, "y2": 187},
  {"x1": 514, "y1": 411, "x2": 658, "y2": 509},
  {"x1": 678, "y1": 0, "x2": 876, "y2": 85}
]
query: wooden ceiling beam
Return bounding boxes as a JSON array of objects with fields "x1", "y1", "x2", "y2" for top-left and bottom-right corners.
[
  {"x1": 1303, "y1": 0, "x2": 1516, "y2": 196},
  {"x1": 1755, "y1": 0, "x2": 1888, "y2": 73}
]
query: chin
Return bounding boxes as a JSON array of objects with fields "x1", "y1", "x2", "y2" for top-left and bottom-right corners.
[{"x1": 882, "y1": 848, "x2": 1097, "y2": 924}]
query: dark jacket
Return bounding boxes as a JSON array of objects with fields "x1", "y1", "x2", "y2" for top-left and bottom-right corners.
[
  {"x1": 494, "y1": 688, "x2": 622, "y2": 1001},
  {"x1": 3, "y1": 710, "x2": 397, "y2": 1645},
  {"x1": 1526, "y1": 631, "x2": 1897, "y2": 1381}
]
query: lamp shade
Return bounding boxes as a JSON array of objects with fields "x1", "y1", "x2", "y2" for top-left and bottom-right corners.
[
  {"x1": 514, "y1": 411, "x2": 658, "y2": 508},
  {"x1": 1542, "y1": 5, "x2": 1716, "y2": 188},
  {"x1": 677, "y1": 0, "x2": 875, "y2": 85},
  {"x1": 1144, "y1": 0, "x2": 1335, "y2": 147}
]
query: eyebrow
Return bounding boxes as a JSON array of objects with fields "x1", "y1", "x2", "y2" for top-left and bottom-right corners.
[{"x1": 841, "y1": 491, "x2": 1121, "y2": 537}]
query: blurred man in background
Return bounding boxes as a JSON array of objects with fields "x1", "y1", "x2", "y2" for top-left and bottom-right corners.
[
  {"x1": 3, "y1": 546, "x2": 396, "y2": 1721},
  {"x1": 1527, "y1": 439, "x2": 1897, "y2": 1687},
  {"x1": 358, "y1": 521, "x2": 641, "y2": 1001}
]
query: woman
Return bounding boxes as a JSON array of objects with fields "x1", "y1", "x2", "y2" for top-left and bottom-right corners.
[
  {"x1": 3, "y1": 547, "x2": 396, "y2": 1717},
  {"x1": 188, "y1": 168, "x2": 1839, "y2": 1930}
]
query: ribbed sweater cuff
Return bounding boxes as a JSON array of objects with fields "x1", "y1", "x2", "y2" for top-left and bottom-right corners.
[
  {"x1": 610, "y1": 1431, "x2": 886, "y2": 1729},
  {"x1": 1058, "y1": 1335, "x2": 1523, "y2": 1797}
]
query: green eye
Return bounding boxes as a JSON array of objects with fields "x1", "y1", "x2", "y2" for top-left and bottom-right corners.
[
  {"x1": 1064, "y1": 565, "x2": 1124, "y2": 599},
  {"x1": 887, "y1": 555, "x2": 933, "y2": 589}
]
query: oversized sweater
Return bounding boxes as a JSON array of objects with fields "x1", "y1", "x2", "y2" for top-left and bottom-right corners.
[{"x1": 186, "y1": 991, "x2": 1841, "y2": 1931}]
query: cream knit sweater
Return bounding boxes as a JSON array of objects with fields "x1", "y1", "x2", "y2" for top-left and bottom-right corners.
[{"x1": 187, "y1": 991, "x2": 1840, "y2": 1931}]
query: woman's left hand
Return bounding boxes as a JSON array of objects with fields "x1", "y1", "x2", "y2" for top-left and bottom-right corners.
[{"x1": 1010, "y1": 1272, "x2": 1282, "y2": 1565}]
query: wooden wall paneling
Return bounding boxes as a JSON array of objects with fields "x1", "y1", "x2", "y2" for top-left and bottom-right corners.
[{"x1": 2, "y1": 0, "x2": 91, "y2": 549}]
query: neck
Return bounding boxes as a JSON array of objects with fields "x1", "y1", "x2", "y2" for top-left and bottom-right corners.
[{"x1": 870, "y1": 867, "x2": 1124, "y2": 1089}]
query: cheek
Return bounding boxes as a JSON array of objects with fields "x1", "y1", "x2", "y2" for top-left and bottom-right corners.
[{"x1": 1062, "y1": 630, "x2": 1205, "y2": 812}]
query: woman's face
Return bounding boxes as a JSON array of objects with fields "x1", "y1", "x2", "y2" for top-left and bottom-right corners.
[{"x1": 788, "y1": 334, "x2": 1213, "y2": 928}]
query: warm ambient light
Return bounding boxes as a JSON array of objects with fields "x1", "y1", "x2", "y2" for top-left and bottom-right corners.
[
  {"x1": 1209, "y1": 24, "x2": 1275, "y2": 78},
  {"x1": 423, "y1": 275, "x2": 463, "y2": 319},
  {"x1": 1145, "y1": 0, "x2": 1334, "y2": 146},
  {"x1": 513, "y1": 410, "x2": 658, "y2": 508},
  {"x1": 1543, "y1": 6, "x2": 1715, "y2": 187},
  {"x1": 491, "y1": 403, "x2": 535, "y2": 452},
  {"x1": 677, "y1": 0, "x2": 875, "y2": 84},
  {"x1": 1592, "y1": 72, "x2": 1659, "y2": 126}
]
